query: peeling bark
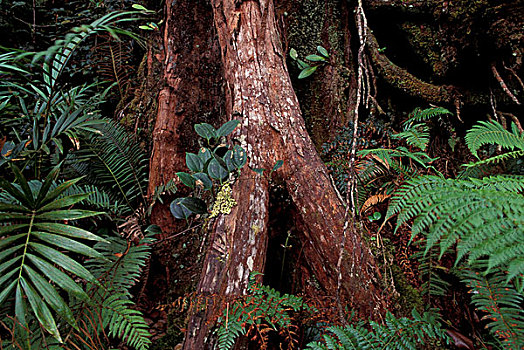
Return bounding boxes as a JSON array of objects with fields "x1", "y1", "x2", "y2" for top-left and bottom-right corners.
[{"x1": 183, "y1": 1, "x2": 384, "y2": 348}]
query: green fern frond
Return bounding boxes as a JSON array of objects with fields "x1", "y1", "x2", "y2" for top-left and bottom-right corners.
[
  {"x1": 73, "y1": 119, "x2": 148, "y2": 213},
  {"x1": 461, "y1": 265, "x2": 524, "y2": 349},
  {"x1": 306, "y1": 309, "x2": 448, "y2": 350},
  {"x1": 465, "y1": 121, "x2": 524, "y2": 158},
  {"x1": 412, "y1": 245, "x2": 450, "y2": 300},
  {"x1": 405, "y1": 107, "x2": 452, "y2": 125},
  {"x1": 387, "y1": 175, "x2": 524, "y2": 285},
  {"x1": 64, "y1": 183, "x2": 126, "y2": 215},
  {"x1": 102, "y1": 294, "x2": 151, "y2": 350},
  {"x1": 87, "y1": 234, "x2": 154, "y2": 293},
  {"x1": 216, "y1": 273, "x2": 314, "y2": 350},
  {"x1": 393, "y1": 123, "x2": 430, "y2": 151}
]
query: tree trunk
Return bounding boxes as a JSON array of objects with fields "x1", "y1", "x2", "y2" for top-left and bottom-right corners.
[
  {"x1": 183, "y1": 1, "x2": 384, "y2": 348},
  {"x1": 148, "y1": 0, "x2": 224, "y2": 236}
]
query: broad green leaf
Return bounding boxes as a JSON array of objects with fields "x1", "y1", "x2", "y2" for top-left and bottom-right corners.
[
  {"x1": 193, "y1": 172, "x2": 213, "y2": 190},
  {"x1": 0, "y1": 203, "x2": 31, "y2": 212},
  {"x1": 208, "y1": 158, "x2": 229, "y2": 180},
  {"x1": 38, "y1": 194, "x2": 90, "y2": 212},
  {"x1": 24, "y1": 265, "x2": 77, "y2": 328},
  {"x1": 181, "y1": 197, "x2": 208, "y2": 215},
  {"x1": 186, "y1": 153, "x2": 203, "y2": 172},
  {"x1": 30, "y1": 242, "x2": 96, "y2": 282},
  {"x1": 305, "y1": 54, "x2": 326, "y2": 62},
  {"x1": 33, "y1": 223, "x2": 106, "y2": 242},
  {"x1": 198, "y1": 147, "x2": 213, "y2": 163},
  {"x1": 232, "y1": 145, "x2": 247, "y2": 169},
  {"x1": 132, "y1": 4, "x2": 148, "y2": 11},
  {"x1": 217, "y1": 120, "x2": 240, "y2": 137},
  {"x1": 272, "y1": 160, "x2": 284, "y2": 172},
  {"x1": 15, "y1": 283, "x2": 27, "y2": 326},
  {"x1": 0, "y1": 212, "x2": 30, "y2": 221},
  {"x1": 20, "y1": 276, "x2": 62, "y2": 342},
  {"x1": 298, "y1": 66, "x2": 317, "y2": 79},
  {"x1": 35, "y1": 165, "x2": 61, "y2": 207},
  {"x1": 36, "y1": 209, "x2": 102, "y2": 221},
  {"x1": 170, "y1": 198, "x2": 192, "y2": 219},
  {"x1": 289, "y1": 48, "x2": 298, "y2": 60},
  {"x1": 317, "y1": 45, "x2": 329, "y2": 57},
  {"x1": 224, "y1": 150, "x2": 236, "y2": 172},
  {"x1": 0, "y1": 177, "x2": 32, "y2": 208},
  {"x1": 177, "y1": 172, "x2": 196, "y2": 188},
  {"x1": 33, "y1": 232, "x2": 103, "y2": 258},
  {"x1": 297, "y1": 59, "x2": 309, "y2": 70},
  {"x1": 252, "y1": 168, "x2": 265, "y2": 175},
  {"x1": 27, "y1": 254, "x2": 88, "y2": 301},
  {"x1": 194, "y1": 123, "x2": 217, "y2": 140}
]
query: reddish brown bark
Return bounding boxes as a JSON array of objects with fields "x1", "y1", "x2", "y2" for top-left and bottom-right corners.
[
  {"x1": 183, "y1": 1, "x2": 384, "y2": 348},
  {"x1": 148, "y1": 0, "x2": 225, "y2": 236}
]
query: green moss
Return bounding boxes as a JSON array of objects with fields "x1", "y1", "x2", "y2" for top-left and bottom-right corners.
[{"x1": 390, "y1": 265, "x2": 423, "y2": 316}]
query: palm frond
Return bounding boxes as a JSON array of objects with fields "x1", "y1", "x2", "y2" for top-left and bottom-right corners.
[{"x1": 0, "y1": 165, "x2": 105, "y2": 342}]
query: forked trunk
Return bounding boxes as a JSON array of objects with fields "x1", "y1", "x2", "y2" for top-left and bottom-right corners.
[{"x1": 183, "y1": 1, "x2": 384, "y2": 348}]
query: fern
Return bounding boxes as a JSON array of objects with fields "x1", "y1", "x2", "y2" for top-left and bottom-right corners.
[
  {"x1": 71, "y1": 119, "x2": 148, "y2": 213},
  {"x1": 461, "y1": 264, "x2": 524, "y2": 349},
  {"x1": 101, "y1": 294, "x2": 151, "y2": 350},
  {"x1": 392, "y1": 123, "x2": 430, "y2": 151},
  {"x1": 411, "y1": 244, "x2": 450, "y2": 302},
  {"x1": 306, "y1": 309, "x2": 449, "y2": 350},
  {"x1": 404, "y1": 107, "x2": 452, "y2": 125},
  {"x1": 216, "y1": 273, "x2": 314, "y2": 350},
  {"x1": 465, "y1": 120, "x2": 524, "y2": 158},
  {"x1": 386, "y1": 175, "x2": 524, "y2": 285}
]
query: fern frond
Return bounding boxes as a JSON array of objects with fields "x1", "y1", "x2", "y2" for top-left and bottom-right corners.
[
  {"x1": 463, "y1": 150, "x2": 524, "y2": 169},
  {"x1": 306, "y1": 309, "x2": 448, "y2": 350},
  {"x1": 72, "y1": 119, "x2": 148, "y2": 213},
  {"x1": 461, "y1": 265, "x2": 524, "y2": 349},
  {"x1": 387, "y1": 175, "x2": 524, "y2": 285},
  {"x1": 216, "y1": 273, "x2": 314, "y2": 350},
  {"x1": 102, "y1": 293, "x2": 151, "y2": 350},
  {"x1": 87, "y1": 234, "x2": 154, "y2": 294},
  {"x1": 393, "y1": 123, "x2": 430, "y2": 151},
  {"x1": 405, "y1": 107, "x2": 452, "y2": 125},
  {"x1": 465, "y1": 121, "x2": 524, "y2": 158}
]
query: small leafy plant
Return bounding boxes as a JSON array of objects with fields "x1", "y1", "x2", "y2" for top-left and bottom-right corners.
[
  {"x1": 169, "y1": 120, "x2": 247, "y2": 220},
  {"x1": 216, "y1": 272, "x2": 315, "y2": 350},
  {"x1": 289, "y1": 45, "x2": 330, "y2": 79}
]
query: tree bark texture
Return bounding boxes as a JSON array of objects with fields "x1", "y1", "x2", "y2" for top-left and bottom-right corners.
[
  {"x1": 148, "y1": 0, "x2": 225, "y2": 236},
  {"x1": 183, "y1": 1, "x2": 384, "y2": 348}
]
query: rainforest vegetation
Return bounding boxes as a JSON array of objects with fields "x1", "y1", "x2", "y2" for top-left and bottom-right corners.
[{"x1": 0, "y1": 0, "x2": 522, "y2": 349}]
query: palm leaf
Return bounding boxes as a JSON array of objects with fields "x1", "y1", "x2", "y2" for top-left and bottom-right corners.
[{"x1": 0, "y1": 165, "x2": 105, "y2": 341}]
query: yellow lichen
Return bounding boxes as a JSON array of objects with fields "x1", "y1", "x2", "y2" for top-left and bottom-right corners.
[{"x1": 210, "y1": 183, "x2": 237, "y2": 218}]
